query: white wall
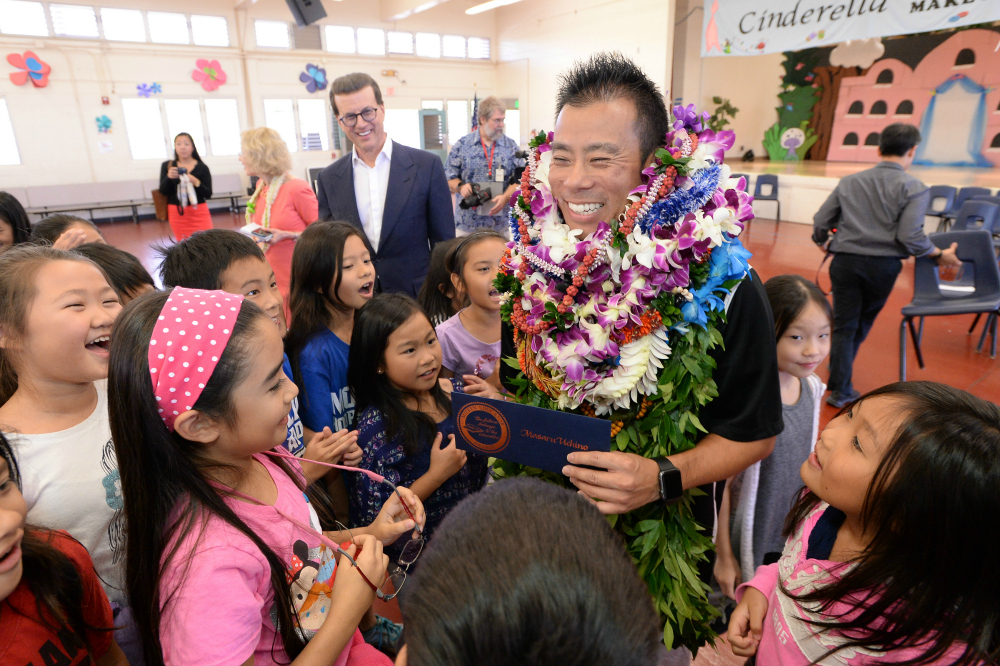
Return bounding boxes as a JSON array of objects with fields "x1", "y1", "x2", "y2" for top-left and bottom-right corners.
[
  {"x1": 0, "y1": 0, "x2": 498, "y2": 189},
  {"x1": 671, "y1": 0, "x2": 784, "y2": 158},
  {"x1": 493, "y1": 0, "x2": 676, "y2": 140}
]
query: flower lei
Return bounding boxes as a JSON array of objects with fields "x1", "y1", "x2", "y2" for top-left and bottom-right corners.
[
  {"x1": 245, "y1": 173, "x2": 286, "y2": 230},
  {"x1": 493, "y1": 104, "x2": 755, "y2": 650}
]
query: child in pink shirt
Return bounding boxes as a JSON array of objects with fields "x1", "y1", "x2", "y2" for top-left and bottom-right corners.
[
  {"x1": 728, "y1": 381, "x2": 999, "y2": 665},
  {"x1": 108, "y1": 288, "x2": 426, "y2": 666}
]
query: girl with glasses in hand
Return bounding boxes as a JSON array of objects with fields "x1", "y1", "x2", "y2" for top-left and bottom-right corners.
[{"x1": 108, "y1": 288, "x2": 423, "y2": 666}]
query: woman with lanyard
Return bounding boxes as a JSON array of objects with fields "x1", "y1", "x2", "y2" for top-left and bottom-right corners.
[
  {"x1": 160, "y1": 132, "x2": 214, "y2": 241},
  {"x1": 239, "y1": 127, "x2": 319, "y2": 323}
]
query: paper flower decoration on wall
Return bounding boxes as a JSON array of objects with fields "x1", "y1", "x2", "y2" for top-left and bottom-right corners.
[
  {"x1": 7, "y1": 51, "x2": 50, "y2": 88},
  {"x1": 96, "y1": 115, "x2": 112, "y2": 133},
  {"x1": 192, "y1": 59, "x2": 226, "y2": 92},
  {"x1": 300, "y1": 64, "x2": 327, "y2": 93},
  {"x1": 136, "y1": 83, "x2": 161, "y2": 97}
]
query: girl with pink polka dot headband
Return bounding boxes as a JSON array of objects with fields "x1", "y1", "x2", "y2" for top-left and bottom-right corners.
[{"x1": 147, "y1": 287, "x2": 243, "y2": 431}]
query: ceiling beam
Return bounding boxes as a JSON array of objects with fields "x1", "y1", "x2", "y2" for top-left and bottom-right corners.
[{"x1": 380, "y1": 0, "x2": 450, "y2": 22}]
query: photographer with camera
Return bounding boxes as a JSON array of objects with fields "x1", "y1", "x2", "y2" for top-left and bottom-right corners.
[
  {"x1": 446, "y1": 96, "x2": 523, "y2": 237},
  {"x1": 159, "y1": 132, "x2": 213, "y2": 241}
]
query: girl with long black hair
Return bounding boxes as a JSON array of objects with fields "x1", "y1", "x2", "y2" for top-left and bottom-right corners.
[
  {"x1": 728, "y1": 381, "x2": 1000, "y2": 664},
  {"x1": 347, "y1": 294, "x2": 491, "y2": 562},
  {"x1": 109, "y1": 288, "x2": 424, "y2": 665}
]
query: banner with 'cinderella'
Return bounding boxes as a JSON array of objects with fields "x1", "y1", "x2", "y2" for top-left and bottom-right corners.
[
  {"x1": 451, "y1": 393, "x2": 611, "y2": 475},
  {"x1": 702, "y1": 0, "x2": 1000, "y2": 57}
]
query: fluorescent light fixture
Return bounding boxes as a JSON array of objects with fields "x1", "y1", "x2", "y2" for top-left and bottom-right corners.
[{"x1": 466, "y1": 0, "x2": 522, "y2": 15}]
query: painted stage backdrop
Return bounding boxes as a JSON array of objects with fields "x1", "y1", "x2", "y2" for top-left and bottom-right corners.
[{"x1": 759, "y1": 26, "x2": 1000, "y2": 167}]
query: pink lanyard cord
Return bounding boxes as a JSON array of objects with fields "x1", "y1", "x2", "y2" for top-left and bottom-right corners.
[{"x1": 264, "y1": 448, "x2": 422, "y2": 534}]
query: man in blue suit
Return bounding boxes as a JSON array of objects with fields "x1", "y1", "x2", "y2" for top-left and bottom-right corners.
[{"x1": 317, "y1": 72, "x2": 455, "y2": 296}]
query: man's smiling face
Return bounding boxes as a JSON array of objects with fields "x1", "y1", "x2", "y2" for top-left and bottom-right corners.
[{"x1": 547, "y1": 98, "x2": 652, "y2": 238}]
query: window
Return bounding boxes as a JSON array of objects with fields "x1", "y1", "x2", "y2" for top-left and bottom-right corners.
[
  {"x1": 325, "y1": 25, "x2": 354, "y2": 53},
  {"x1": 122, "y1": 98, "x2": 168, "y2": 160},
  {"x1": 442, "y1": 35, "x2": 466, "y2": 58},
  {"x1": 875, "y1": 69, "x2": 893, "y2": 85},
  {"x1": 842, "y1": 132, "x2": 859, "y2": 146},
  {"x1": 991, "y1": 133, "x2": 1000, "y2": 149},
  {"x1": 101, "y1": 8, "x2": 145, "y2": 42},
  {"x1": 955, "y1": 48, "x2": 975, "y2": 67},
  {"x1": 0, "y1": 0, "x2": 48, "y2": 36},
  {"x1": 447, "y1": 100, "x2": 469, "y2": 145},
  {"x1": 164, "y1": 99, "x2": 207, "y2": 155},
  {"x1": 387, "y1": 31, "x2": 413, "y2": 54},
  {"x1": 384, "y1": 109, "x2": 420, "y2": 148},
  {"x1": 415, "y1": 32, "x2": 441, "y2": 58},
  {"x1": 255, "y1": 20, "x2": 290, "y2": 49},
  {"x1": 869, "y1": 100, "x2": 887, "y2": 115},
  {"x1": 467, "y1": 37, "x2": 490, "y2": 59},
  {"x1": 204, "y1": 98, "x2": 241, "y2": 156},
  {"x1": 422, "y1": 100, "x2": 444, "y2": 110},
  {"x1": 148, "y1": 12, "x2": 190, "y2": 44},
  {"x1": 505, "y1": 108, "x2": 520, "y2": 145},
  {"x1": 895, "y1": 100, "x2": 914, "y2": 115},
  {"x1": 50, "y1": 4, "x2": 99, "y2": 38},
  {"x1": 191, "y1": 15, "x2": 229, "y2": 47},
  {"x1": 298, "y1": 99, "x2": 329, "y2": 151},
  {"x1": 0, "y1": 100, "x2": 21, "y2": 166},
  {"x1": 864, "y1": 132, "x2": 880, "y2": 146},
  {"x1": 263, "y1": 99, "x2": 298, "y2": 152},
  {"x1": 847, "y1": 101, "x2": 864, "y2": 115},
  {"x1": 357, "y1": 28, "x2": 385, "y2": 55}
]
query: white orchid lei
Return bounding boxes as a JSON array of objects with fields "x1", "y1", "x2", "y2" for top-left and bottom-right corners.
[
  {"x1": 497, "y1": 104, "x2": 754, "y2": 416},
  {"x1": 494, "y1": 104, "x2": 757, "y2": 651}
]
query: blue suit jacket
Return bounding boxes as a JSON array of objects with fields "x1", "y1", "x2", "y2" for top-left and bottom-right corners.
[{"x1": 316, "y1": 141, "x2": 455, "y2": 297}]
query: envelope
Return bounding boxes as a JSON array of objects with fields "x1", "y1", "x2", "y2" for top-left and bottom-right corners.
[{"x1": 452, "y1": 392, "x2": 611, "y2": 474}]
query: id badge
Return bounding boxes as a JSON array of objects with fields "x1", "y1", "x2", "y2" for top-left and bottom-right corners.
[{"x1": 495, "y1": 167, "x2": 505, "y2": 183}]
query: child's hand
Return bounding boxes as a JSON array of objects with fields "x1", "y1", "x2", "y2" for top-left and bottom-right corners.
[
  {"x1": 342, "y1": 442, "x2": 363, "y2": 468},
  {"x1": 369, "y1": 487, "x2": 426, "y2": 545},
  {"x1": 462, "y1": 375, "x2": 503, "y2": 400},
  {"x1": 300, "y1": 428, "x2": 357, "y2": 482},
  {"x1": 52, "y1": 228, "x2": 89, "y2": 251},
  {"x1": 714, "y1": 547, "x2": 742, "y2": 601},
  {"x1": 428, "y1": 433, "x2": 466, "y2": 482},
  {"x1": 727, "y1": 586, "x2": 768, "y2": 657},
  {"x1": 332, "y1": 534, "x2": 388, "y2": 606}
]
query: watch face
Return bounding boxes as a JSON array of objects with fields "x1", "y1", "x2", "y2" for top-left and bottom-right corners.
[{"x1": 659, "y1": 469, "x2": 683, "y2": 503}]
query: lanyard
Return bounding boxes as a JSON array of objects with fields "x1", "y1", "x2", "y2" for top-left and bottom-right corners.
[{"x1": 480, "y1": 138, "x2": 495, "y2": 178}]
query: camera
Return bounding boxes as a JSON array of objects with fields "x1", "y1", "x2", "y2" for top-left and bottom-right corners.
[
  {"x1": 459, "y1": 183, "x2": 493, "y2": 210},
  {"x1": 177, "y1": 167, "x2": 188, "y2": 175}
]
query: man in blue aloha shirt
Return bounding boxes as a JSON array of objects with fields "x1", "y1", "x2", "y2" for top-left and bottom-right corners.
[{"x1": 446, "y1": 96, "x2": 523, "y2": 236}]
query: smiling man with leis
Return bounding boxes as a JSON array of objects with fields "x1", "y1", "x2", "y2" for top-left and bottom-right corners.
[{"x1": 494, "y1": 53, "x2": 783, "y2": 658}]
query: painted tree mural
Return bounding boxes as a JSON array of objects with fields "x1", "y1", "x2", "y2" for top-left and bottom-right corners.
[{"x1": 763, "y1": 50, "x2": 821, "y2": 161}]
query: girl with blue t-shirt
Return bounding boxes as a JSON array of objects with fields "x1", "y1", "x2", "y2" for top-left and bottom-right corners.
[{"x1": 287, "y1": 222, "x2": 375, "y2": 458}]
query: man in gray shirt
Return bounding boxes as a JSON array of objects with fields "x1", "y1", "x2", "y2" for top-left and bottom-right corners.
[{"x1": 813, "y1": 123, "x2": 960, "y2": 407}]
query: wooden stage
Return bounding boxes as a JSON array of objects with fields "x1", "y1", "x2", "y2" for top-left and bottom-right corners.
[{"x1": 731, "y1": 160, "x2": 999, "y2": 225}]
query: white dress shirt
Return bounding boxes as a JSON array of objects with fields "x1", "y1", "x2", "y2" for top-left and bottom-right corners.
[{"x1": 352, "y1": 135, "x2": 393, "y2": 252}]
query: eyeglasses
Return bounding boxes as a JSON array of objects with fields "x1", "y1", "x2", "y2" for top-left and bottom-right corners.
[
  {"x1": 338, "y1": 107, "x2": 378, "y2": 127},
  {"x1": 335, "y1": 521, "x2": 423, "y2": 601}
]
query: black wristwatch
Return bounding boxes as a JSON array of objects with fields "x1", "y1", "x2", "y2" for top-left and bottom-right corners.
[{"x1": 654, "y1": 457, "x2": 683, "y2": 504}]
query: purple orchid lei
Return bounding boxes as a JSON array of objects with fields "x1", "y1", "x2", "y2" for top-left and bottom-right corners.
[{"x1": 496, "y1": 105, "x2": 755, "y2": 415}]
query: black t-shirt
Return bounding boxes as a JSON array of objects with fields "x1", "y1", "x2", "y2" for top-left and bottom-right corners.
[
  {"x1": 693, "y1": 268, "x2": 784, "y2": 575},
  {"x1": 499, "y1": 268, "x2": 784, "y2": 566}
]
